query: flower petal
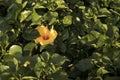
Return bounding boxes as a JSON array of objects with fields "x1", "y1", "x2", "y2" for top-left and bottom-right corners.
[
  {"x1": 35, "y1": 36, "x2": 53, "y2": 45},
  {"x1": 35, "y1": 25, "x2": 58, "y2": 45},
  {"x1": 36, "y1": 25, "x2": 50, "y2": 35},
  {"x1": 50, "y1": 28, "x2": 58, "y2": 40}
]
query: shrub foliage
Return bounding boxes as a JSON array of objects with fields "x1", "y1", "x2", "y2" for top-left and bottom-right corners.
[{"x1": 0, "y1": 0, "x2": 120, "y2": 80}]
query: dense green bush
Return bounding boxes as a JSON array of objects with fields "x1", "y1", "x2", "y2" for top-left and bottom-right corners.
[{"x1": 0, "y1": 0, "x2": 120, "y2": 80}]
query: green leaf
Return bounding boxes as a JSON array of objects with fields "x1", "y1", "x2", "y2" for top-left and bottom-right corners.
[
  {"x1": 96, "y1": 35, "x2": 108, "y2": 48},
  {"x1": 49, "y1": 17, "x2": 57, "y2": 25},
  {"x1": 103, "y1": 55, "x2": 111, "y2": 63},
  {"x1": 40, "y1": 52, "x2": 50, "y2": 62},
  {"x1": 3, "y1": 55, "x2": 19, "y2": 72},
  {"x1": 48, "y1": 70, "x2": 69, "y2": 80},
  {"x1": 3, "y1": 55, "x2": 14, "y2": 63},
  {"x1": 0, "y1": 30, "x2": 8, "y2": 44},
  {"x1": 50, "y1": 53, "x2": 68, "y2": 66},
  {"x1": 63, "y1": 15, "x2": 72, "y2": 26},
  {"x1": 42, "y1": 11, "x2": 58, "y2": 25},
  {"x1": 20, "y1": 10, "x2": 32, "y2": 22},
  {"x1": 0, "y1": 63, "x2": 9, "y2": 72},
  {"x1": 46, "y1": 45, "x2": 56, "y2": 53},
  {"x1": 0, "y1": 72, "x2": 12, "y2": 80},
  {"x1": 81, "y1": 30, "x2": 100, "y2": 44},
  {"x1": 106, "y1": 26, "x2": 114, "y2": 38},
  {"x1": 113, "y1": 26, "x2": 119, "y2": 38},
  {"x1": 22, "y1": 76, "x2": 37, "y2": 79},
  {"x1": 102, "y1": 24, "x2": 108, "y2": 32},
  {"x1": 0, "y1": 17, "x2": 12, "y2": 31},
  {"x1": 99, "y1": 8, "x2": 111, "y2": 17},
  {"x1": 92, "y1": 52, "x2": 101, "y2": 60},
  {"x1": 6, "y1": 3, "x2": 22, "y2": 22},
  {"x1": 22, "y1": 1, "x2": 28, "y2": 8},
  {"x1": 7, "y1": 30, "x2": 17, "y2": 42},
  {"x1": 0, "y1": 30, "x2": 3, "y2": 37},
  {"x1": 97, "y1": 67, "x2": 109, "y2": 76},
  {"x1": 0, "y1": 30, "x2": 9, "y2": 48},
  {"x1": 23, "y1": 42, "x2": 35, "y2": 56},
  {"x1": 34, "y1": 2, "x2": 45, "y2": 9},
  {"x1": 16, "y1": 0, "x2": 22, "y2": 4},
  {"x1": 0, "y1": 34, "x2": 8, "y2": 47},
  {"x1": 50, "y1": 11, "x2": 58, "y2": 17},
  {"x1": 92, "y1": 52, "x2": 111, "y2": 63},
  {"x1": 34, "y1": 62, "x2": 45, "y2": 78},
  {"x1": 55, "y1": 0, "x2": 67, "y2": 8},
  {"x1": 27, "y1": 55, "x2": 38, "y2": 68},
  {"x1": 9, "y1": 45, "x2": 22, "y2": 55},
  {"x1": 59, "y1": 43, "x2": 66, "y2": 53},
  {"x1": 75, "y1": 59, "x2": 93, "y2": 72},
  {"x1": 31, "y1": 9, "x2": 41, "y2": 25},
  {"x1": 62, "y1": 30, "x2": 69, "y2": 41},
  {"x1": 22, "y1": 28, "x2": 39, "y2": 41},
  {"x1": 13, "y1": 58, "x2": 19, "y2": 71}
]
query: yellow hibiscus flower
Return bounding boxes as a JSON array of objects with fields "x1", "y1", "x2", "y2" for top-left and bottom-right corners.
[{"x1": 35, "y1": 25, "x2": 58, "y2": 45}]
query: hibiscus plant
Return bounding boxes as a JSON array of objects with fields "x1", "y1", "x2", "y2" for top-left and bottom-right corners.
[{"x1": 0, "y1": 0, "x2": 120, "y2": 80}]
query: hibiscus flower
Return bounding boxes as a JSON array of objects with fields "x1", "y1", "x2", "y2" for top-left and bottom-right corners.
[{"x1": 35, "y1": 25, "x2": 58, "y2": 45}]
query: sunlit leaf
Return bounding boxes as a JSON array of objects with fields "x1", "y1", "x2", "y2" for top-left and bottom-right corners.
[
  {"x1": 31, "y1": 8, "x2": 41, "y2": 25},
  {"x1": 16, "y1": 0, "x2": 22, "y2": 4},
  {"x1": 63, "y1": 15, "x2": 72, "y2": 26},
  {"x1": 0, "y1": 63, "x2": 9, "y2": 72},
  {"x1": 20, "y1": 10, "x2": 32, "y2": 22},
  {"x1": 81, "y1": 30, "x2": 100, "y2": 44},
  {"x1": 96, "y1": 35, "x2": 108, "y2": 48},
  {"x1": 97, "y1": 67, "x2": 109, "y2": 76},
  {"x1": 50, "y1": 53, "x2": 68, "y2": 66},
  {"x1": 99, "y1": 8, "x2": 111, "y2": 17},
  {"x1": 48, "y1": 70, "x2": 69, "y2": 80},
  {"x1": 22, "y1": 76, "x2": 37, "y2": 79},
  {"x1": 9, "y1": 45, "x2": 22, "y2": 55}
]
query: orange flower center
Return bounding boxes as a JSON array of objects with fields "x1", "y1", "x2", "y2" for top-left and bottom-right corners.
[{"x1": 42, "y1": 35, "x2": 50, "y2": 40}]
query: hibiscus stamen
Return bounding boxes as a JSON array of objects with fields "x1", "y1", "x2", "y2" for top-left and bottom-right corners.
[{"x1": 42, "y1": 35, "x2": 49, "y2": 40}]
